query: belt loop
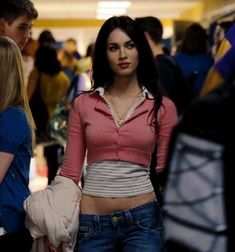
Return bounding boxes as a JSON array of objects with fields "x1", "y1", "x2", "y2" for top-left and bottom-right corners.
[
  {"x1": 94, "y1": 215, "x2": 101, "y2": 233},
  {"x1": 124, "y1": 210, "x2": 133, "y2": 226}
]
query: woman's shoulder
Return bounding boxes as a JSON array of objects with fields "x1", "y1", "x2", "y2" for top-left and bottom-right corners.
[
  {"x1": 58, "y1": 70, "x2": 70, "y2": 81},
  {"x1": 55, "y1": 71, "x2": 70, "y2": 88},
  {"x1": 174, "y1": 52, "x2": 191, "y2": 61},
  {"x1": 74, "y1": 91, "x2": 99, "y2": 104},
  {"x1": 160, "y1": 96, "x2": 178, "y2": 115},
  {"x1": 162, "y1": 95, "x2": 176, "y2": 107},
  {"x1": 70, "y1": 92, "x2": 99, "y2": 116},
  {"x1": 0, "y1": 107, "x2": 28, "y2": 134},
  {"x1": 1, "y1": 107, "x2": 26, "y2": 119},
  {"x1": 45, "y1": 70, "x2": 68, "y2": 81}
]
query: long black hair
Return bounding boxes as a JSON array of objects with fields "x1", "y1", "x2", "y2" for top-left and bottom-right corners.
[
  {"x1": 35, "y1": 45, "x2": 61, "y2": 75},
  {"x1": 92, "y1": 16, "x2": 162, "y2": 101}
]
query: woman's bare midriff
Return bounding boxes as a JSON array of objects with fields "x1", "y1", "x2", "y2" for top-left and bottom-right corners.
[{"x1": 80, "y1": 192, "x2": 156, "y2": 214}]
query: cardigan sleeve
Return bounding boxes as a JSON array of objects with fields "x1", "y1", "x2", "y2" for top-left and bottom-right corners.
[
  {"x1": 59, "y1": 95, "x2": 87, "y2": 182},
  {"x1": 156, "y1": 97, "x2": 178, "y2": 173}
]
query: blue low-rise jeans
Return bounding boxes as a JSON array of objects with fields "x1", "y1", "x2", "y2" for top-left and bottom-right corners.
[{"x1": 74, "y1": 200, "x2": 163, "y2": 252}]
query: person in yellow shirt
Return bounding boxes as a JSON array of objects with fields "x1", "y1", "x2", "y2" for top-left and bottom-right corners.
[
  {"x1": 27, "y1": 45, "x2": 70, "y2": 118},
  {"x1": 27, "y1": 45, "x2": 70, "y2": 184}
]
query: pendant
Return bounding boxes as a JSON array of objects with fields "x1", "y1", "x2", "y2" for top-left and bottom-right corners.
[{"x1": 118, "y1": 118, "x2": 123, "y2": 125}]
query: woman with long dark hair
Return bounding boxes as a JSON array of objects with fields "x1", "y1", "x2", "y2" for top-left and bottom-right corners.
[{"x1": 59, "y1": 15, "x2": 178, "y2": 252}]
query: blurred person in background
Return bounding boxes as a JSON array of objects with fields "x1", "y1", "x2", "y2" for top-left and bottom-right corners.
[
  {"x1": 57, "y1": 46, "x2": 79, "y2": 82},
  {"x1": 201, "y1": 23, "x2": 235, "y2": 96},
  {"x1": 135, "y1": 16, "x2": 175, "y2": 97},
  {"x1": 173, "y1": 23, "x2": 214, "y2": 96},
  {"x1": 67, "y1": 42, "x2": 95, "y2": 101},
  {"x1": 22, "y1": 37, "x2": 38, "y2": 84},
  {"x1": 0, "y1": 0, "x2": 38, "y2": 50},
  {"x1": 38, "y1": 29, "x2": 56, "y2": 48},
  {"x1": 64, "y1": 37, "x2": 82, "y2": 60},
  {"x1": 0, "y1": 36, "x2": 35, "y2": 252},
  {"x1": 27, "y1": 45, "x2": 70, "y2": 185},
  {"x1": 135, "y1": 16, "x2": 193, "y2": 115}
]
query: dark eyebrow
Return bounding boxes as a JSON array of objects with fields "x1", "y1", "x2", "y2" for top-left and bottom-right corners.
[
  {"x1": 125, "y1": 40, "x2": 133, "y2": 44},
  {"x1": 107, "y1": 40, "x2": 133, "y2": 46},
  {"x1": 18, "y1": 22, "x2": 31, "y2": 27},
  {"x1": 107, "y1": 42, "x2": 117, "y2": 46}
]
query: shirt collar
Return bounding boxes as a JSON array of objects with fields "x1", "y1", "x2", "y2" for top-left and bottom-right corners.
[{"x1": 93, "y1": 87, "x2": 154, "y2": 99}]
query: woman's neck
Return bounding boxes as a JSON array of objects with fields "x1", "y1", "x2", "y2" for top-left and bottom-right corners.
[{"x1": 108, "y1": 76, "x2": 141, "y2": 98}]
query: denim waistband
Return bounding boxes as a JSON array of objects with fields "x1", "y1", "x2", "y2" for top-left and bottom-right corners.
[{"x1": 79, "y1": 200, "x2": 159, "y2": 226}]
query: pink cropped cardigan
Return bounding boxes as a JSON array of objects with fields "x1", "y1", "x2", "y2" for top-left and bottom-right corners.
[{"x1": 60, "y1": 91, "x2": 178, "y2": 182}]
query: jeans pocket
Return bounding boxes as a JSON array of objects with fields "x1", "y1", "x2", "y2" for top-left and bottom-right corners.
[
  {"x1": 77, "y1": 224, "x2": 95, "y2": 244},
  {"x1": 136, "y1": 214, "x2": 161, "y2": 233}
]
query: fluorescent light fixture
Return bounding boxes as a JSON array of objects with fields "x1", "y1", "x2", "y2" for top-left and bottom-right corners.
[
  {"x1": 97, "y1": 8, "x2": 127, "y2": 15},
  {"x1": 96, "y1": 1, "x2": 131, "y2": 20},
  {"x1": 96, "y1": 9, "x2": 127, "y2": 20},
  {"x1": 98, "y1": 1, "x2": 131, "y2": 9}
]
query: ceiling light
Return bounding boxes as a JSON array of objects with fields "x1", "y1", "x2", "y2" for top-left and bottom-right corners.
[
  {"x1": 96, "y1": 1, "x2": 131, "y2": 20},
  {"x1": 96, "y1": 10, "x2": 127, "y2": 20},
  {"x1": 97, "y1": 8, "x2": 127, "y2": 15},
  {"x1": 98, "y1": 1, "x2": 131, "y2": 9}
]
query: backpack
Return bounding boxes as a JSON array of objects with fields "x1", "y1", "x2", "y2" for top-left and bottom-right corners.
[
  {"x1": 47, "y1": 75, "x2": 80, "y2": 144},
  {"x1": 162, "y1": 79, "x2": 235, "y2": 252}
]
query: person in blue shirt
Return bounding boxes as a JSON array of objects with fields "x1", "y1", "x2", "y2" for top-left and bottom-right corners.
[
  {"x1": 0, "y1": 37, "x2": 36, "y2": 251},
  {"x1": 173, "y1": 23, "x2": 214, "y2": 95}
]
